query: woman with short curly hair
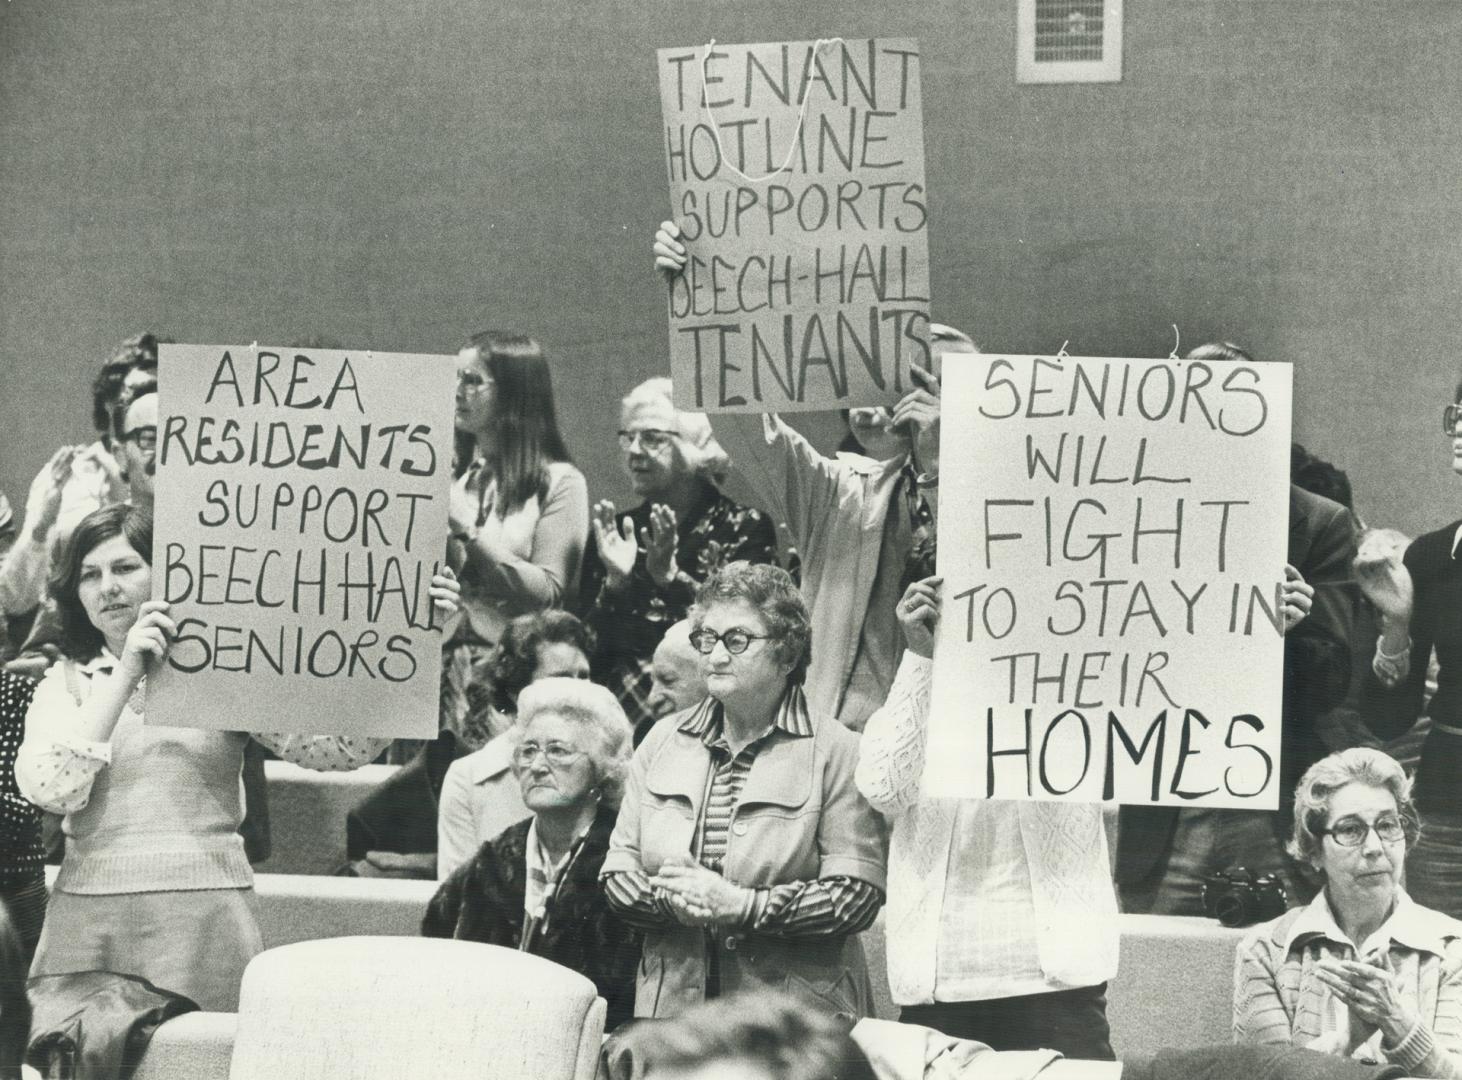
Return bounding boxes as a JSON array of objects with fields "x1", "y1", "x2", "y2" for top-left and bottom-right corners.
[
  {"x1": 423, "y1": 678, "x2": 640, "y2": 1029},
  {"x1": 1234, "y1": 748, "x2": 1462, "y2": 1077},
  {"x1": 602, "y1": 562, "x2": 888, "y2": 1021}
]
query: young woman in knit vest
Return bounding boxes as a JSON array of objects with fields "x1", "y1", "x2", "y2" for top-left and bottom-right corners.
[{"x1": 15, "y1": 503, "x2": 460, "y2": 1010}]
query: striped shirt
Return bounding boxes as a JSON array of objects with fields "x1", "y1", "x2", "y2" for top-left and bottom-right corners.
[{"x1": 604, "y1": 688, "x2": 883, "y2": 937}]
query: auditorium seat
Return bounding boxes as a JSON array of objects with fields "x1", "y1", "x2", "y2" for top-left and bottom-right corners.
[
  {"x1": 149, "y1": 937, "x2": 607, "y2": 1080},
  {"x1": 256, "y1": 760, "x2": 398, "y2": 874}
]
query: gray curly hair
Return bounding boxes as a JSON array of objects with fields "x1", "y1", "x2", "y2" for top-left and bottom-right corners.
[
  {"x1": 1288, "y1": 747, "x2": 1419, "y2": 868},
  {"x1": 515, "y1": 678, "x2": 634, "y2": 807},
  {"x1": 621, "y1": 377, "x2": 730, "y2": 485}
]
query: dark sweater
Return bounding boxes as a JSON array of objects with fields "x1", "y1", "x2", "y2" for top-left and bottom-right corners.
[{"x1": 1394, "y1": 521, "x2": 1462, "y2": 814}]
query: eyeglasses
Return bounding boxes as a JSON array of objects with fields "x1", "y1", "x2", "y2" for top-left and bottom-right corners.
[
  {"x1": 511, "y1": 741, "x2": 585, "y2": 770},
  {"x1": 1321, "y1": 815, "x2": 1408, "y2": 847},
  {"x1": 123, "y1": 427, "x2": 157, "y2": 452},
  {"x1": 617, "y1": 429, "x2": 677, "y2": 453},
  {"x1": 689, "y1": 627, "x2": 771, "y2": 656},
  {"x1": 457, "y1": 371, "x2": 494, "y2": 395},
  {"x1": 1444, "y1": 405, "x2": 1462, "y2": 436}
]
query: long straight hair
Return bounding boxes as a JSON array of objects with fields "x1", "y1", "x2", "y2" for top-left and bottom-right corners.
[{"x1": 460, "y1": 331, "x2": 573, "y2": 516}]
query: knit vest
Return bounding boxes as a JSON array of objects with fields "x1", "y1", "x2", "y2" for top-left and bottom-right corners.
[{"x1": 56, "y1": 667, "x2": 252, "y2": 895}]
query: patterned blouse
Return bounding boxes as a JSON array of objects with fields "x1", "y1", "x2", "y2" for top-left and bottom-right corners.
[{"x1": 582, "y1": 480, "x2": 775, "y2": 740}]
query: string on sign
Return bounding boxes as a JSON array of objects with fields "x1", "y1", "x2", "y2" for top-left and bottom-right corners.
[{"x1": 697, "y1": 36, "x2": 846, "y2": 185}]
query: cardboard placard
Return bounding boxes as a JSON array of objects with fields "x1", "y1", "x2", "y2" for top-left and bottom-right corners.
[
  {"x1": 147, "y1": 344, "x2": 456, "y2": 738},
  {"x1": 657, "y1": 37, "x2": 931, "y2": 412},
  {"x1": 926, "y1": 355, "x2": 1293, "y2": 808}
]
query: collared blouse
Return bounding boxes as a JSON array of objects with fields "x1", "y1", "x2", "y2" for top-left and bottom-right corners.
[{"x1": 1234, "y1": 889, "x2": 1462, "y2": 1078}]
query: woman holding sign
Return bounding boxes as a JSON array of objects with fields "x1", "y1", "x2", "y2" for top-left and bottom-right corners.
[
  {"x1": 15, "y1": 503, "x2": 462, "y2": 1011},
  {"x1": 444, "y1": 331, "x2": 588, "y2": 750}
]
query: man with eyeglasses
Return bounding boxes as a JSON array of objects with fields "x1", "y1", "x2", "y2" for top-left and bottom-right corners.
[
  {"x1": 0, "y1": 334, "x2": 159, "y2": 657},
  {"x1": 114, "y1": 393, "x2": 158, "y2": 513}
]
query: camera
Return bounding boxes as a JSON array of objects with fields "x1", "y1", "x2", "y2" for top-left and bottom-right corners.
[{"x1": 1201, "y1": 868, "x2": 1289, "y2": 928}]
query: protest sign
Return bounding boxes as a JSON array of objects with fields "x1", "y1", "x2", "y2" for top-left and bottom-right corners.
[
  {"x1": 656, "y1": 37, "x2": 931, "y2": 413},
  {"x1": 148, "y1": 344, "x2": 457, "y2": 738},
  {"x1": 925, "y1": 354, "x2": 1293, "y2": 808}
]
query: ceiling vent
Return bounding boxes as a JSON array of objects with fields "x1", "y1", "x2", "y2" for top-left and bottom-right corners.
[{"x1": 1017, "y1": 0, "x2": 1123, "y2": 84}]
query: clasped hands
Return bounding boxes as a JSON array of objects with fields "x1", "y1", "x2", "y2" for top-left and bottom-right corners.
[
  {"x1": 1309, "y1": 955, "x2": 1419, "y2": 1055},
  {"x1": 650, "y1": 853, "x2": 751, "y2": 928}
]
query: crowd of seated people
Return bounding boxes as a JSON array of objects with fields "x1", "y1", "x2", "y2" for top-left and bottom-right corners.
[{"x1": 0, "y1": 316, "x2": 1459, "y2": 1080}]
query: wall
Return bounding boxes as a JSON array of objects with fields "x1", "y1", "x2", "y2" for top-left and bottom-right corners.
[{"x1": 2, "y1": 0, "x2": 1458, "y2": 536}]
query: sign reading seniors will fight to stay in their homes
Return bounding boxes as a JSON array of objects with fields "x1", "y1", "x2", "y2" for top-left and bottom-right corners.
[
  {"x1": 657, "y1": 37, "x2": 931, "y2": 412},
  {"x1": 926, "y1": 354, "x2": 1293, "y2": 809},
  {"x1": 148, "y1": 344, "x2": 456, "y2": 738}
]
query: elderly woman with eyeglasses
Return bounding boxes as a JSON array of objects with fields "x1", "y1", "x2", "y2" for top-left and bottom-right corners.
[
  {"x1": 422, "y1": 677, "x2": 641, "y2": 1030},
  {"x1": 1233, "y1": 748, "x2": 1462, "y2": 1077},
  {"x1": 601, "y1": 562, "x2": 888, "y2": 1021},
  {"x1": 1352, "y1": 379, "x2": 1462, "y2": 921},
  {"x1": 583, "y1": 378, "x2": 775, "y2": 743}
]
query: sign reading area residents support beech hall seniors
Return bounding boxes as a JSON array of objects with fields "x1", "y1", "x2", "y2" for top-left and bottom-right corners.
[
  {"x1": 657, "y1": 38, "x2": 931, "y2": 413},
  {"x1": 147, "y1": 344, "x2": 456, "y2": 738},
  {"x1": 925, "y1": 355, "x2": 1293, "y2": 809}
]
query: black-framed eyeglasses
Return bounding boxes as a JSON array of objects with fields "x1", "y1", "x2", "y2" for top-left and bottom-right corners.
[
  {"x1": 511, "y1": 741, "x2": 585, "y2": 770},
  {"x1": 1321, "y1": 815, "x2": 1407, "y2": 847},
  {"x1": 689, "y1": 627, "x2": 771, "y2": 656},
  {"x1": 617, "y1": 428, "x2": 677, "y2": 453},
  {"x1": 123, "y1": 427, "x2": 157, "y2": 452},
  {"x1": 1444, "y1": 405, "x2": 1462, "y2": 436}
]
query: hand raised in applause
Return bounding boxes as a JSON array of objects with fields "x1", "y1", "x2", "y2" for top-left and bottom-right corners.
[
  {"x1": 644, "y1": 504, "x2": 679, "y2": 588},
  {"x1": 25, "y1": 446, "x2": 79, "y2": 539},
  {"x1": 592, "y1": 500, "x2": 638, "y2": 589}
]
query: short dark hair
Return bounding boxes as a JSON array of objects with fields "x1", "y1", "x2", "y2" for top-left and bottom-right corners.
[
  {"x1": 692, "y1": 562, "x2": 811, "y2": 686},
  {"x1": 636, "y1": 990, "x2": 875, "y2": 1080},
  {"x1": 489, "y1": 609, "x2": 596, "y2": 714},
  {"x1": 89, "y1": 332, "x2": 164, "y2": 435},
  {"x1": 1291, "y1": 443, "x2": 1354, "y2": 511},
  {"x1": 51, "y1": 504, "x2": 154, "y2": 661}
]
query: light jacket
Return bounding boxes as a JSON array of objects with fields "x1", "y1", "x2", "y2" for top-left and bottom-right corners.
[
  {"x1": 712, "y1": 413, "x2": 907, "y2": 730},
  {"x1": 602, "y1": 702, "x2": 889, "y2": 1019}
]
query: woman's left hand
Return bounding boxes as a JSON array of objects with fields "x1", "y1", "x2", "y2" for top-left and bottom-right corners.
[
  {"x1": 650, "y1": 854, "x2": 750, "y2": 926},
  {"x1": 1280, "y1": 563, "x2": 1314, "y2": 634},
  {"x1": 428, "y1": 566, "x2": 461, "y2": 619},
  {"x1": 644, "y1": 504, "x2": 680, "y2": 589},
  {"x1": 1315, "y1": 956, "x2": 1420, "y2": 1046}
]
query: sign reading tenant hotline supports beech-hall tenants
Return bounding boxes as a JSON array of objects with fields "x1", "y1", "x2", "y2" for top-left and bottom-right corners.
[
  {"x1": 148, "y1": 343, "x2": 456, "y2": 738},
  {"x1": 657, "y1": 38, "x2": 931, "y2": 412},
  {"x1": 925, "y1": 355, "x2": 1293, "y2": 809}
]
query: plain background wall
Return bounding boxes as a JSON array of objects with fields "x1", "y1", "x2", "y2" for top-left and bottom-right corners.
[{"x1": 2, "y1": 0, "x2": 1459, "y2": 537}]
